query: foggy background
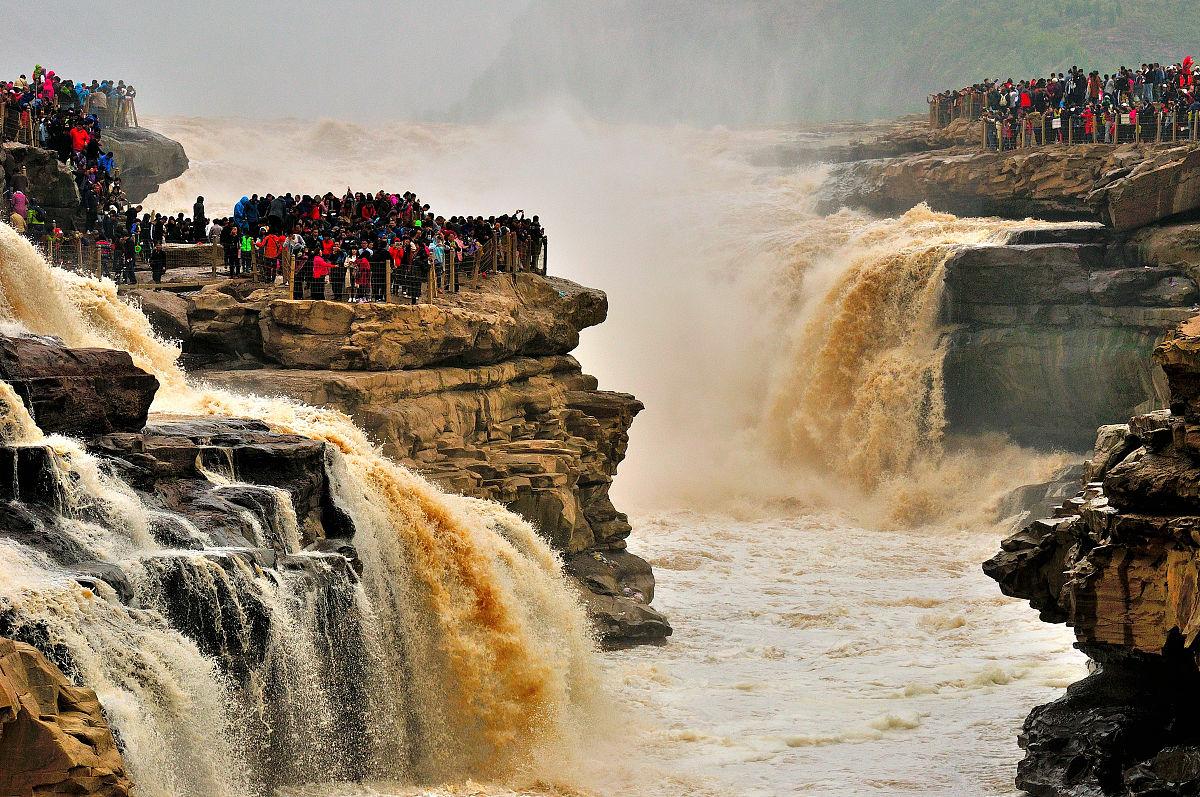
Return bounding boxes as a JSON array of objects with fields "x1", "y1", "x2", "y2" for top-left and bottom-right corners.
[{"x1": 9, "y1": 1, "x2": 1200, "y2": 126}]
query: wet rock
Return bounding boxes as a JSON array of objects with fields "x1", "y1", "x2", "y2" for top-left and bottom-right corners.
[
  {"x1": 1016, "y1": 656, "x2": 1200, "y2": 797},
  {"x1": 0, "y1": 333, "x2": 158, "y2": 436},
  {"x1": 985, "y1": 312, "x2": 1200, "y2": 795},
  {"x1": 128, "y1": 288, "x2": 191, "y2": 343},
  {"x1": 0, "y1": 637, "x2": 132, "y2": 797},
  {"x1": 1090, "y1": 146, "x2": 1200, "y2": 232}
]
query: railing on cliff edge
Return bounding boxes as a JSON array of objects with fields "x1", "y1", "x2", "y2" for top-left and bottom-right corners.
[
  {"x1": 977, "y1": 110, "x2": 1200, "y2": 150},
  {"x1": 0, "y1": 97, "x2": 140, "y2": 145},
  {"x1": 929, "y1": 91, "x2": 987, "y2": 129},
  {"x1": 19, "y1": 229, "x2": 548, "y2": 304},
  {"x1": 271, "y1": 233, "x2": 549, "y2": 305}
]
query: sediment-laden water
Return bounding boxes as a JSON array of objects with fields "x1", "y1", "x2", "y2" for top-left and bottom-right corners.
[{"x1": 0, "y1": 116, "x2": 1092, "y2": 795}]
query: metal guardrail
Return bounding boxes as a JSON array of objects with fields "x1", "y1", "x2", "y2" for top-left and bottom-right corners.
[
  {"x1": 238, "y1": 233, "x2": 548, "y2": 305},
  {"x1": 978, "y1": 110, "x2": 1200, "y2": 150}
]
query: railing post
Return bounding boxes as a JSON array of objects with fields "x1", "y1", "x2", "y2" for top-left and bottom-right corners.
[
  {"x1": 450, "y1": 248, "x2": 457, "y2": 293},
  {"x1": 93, "y1": 245, "x2": 101, "y2": 280},
  {"x1": 426, "y1": 262, "x2": 436, "y2": 303},
  {"x1": 74, "y1": 234, "x2": 82, "y2": 271},
  {"x1": 385, "y1": 255, "x2": 394, "y2": 303}
]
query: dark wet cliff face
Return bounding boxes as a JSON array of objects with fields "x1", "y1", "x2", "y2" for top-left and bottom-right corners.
[
  {"x1": 985, "y1": 316, "x2": 1200, "y2": 796},
  {"x1": 941, "y1": 227, "x2": 1196, "y2": 451}
]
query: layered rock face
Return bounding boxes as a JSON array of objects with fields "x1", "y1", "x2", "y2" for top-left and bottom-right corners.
[
  {"x1": 821, "y1": 141, "x2": 1200, "y2": 231},
  {"x1": 0, "y1": 331, "x2": 381, "y2": 792},
  {"x1": 181, "y1": 273, "x2": 669, "y2": 644},
  {"x1": 985, "y1": 315, "x2": 1200, "y2": 796},
  {"x1": 0, "y1": 638, "x2": 132, "y2": 797},
  {"x1": 943, "y1": 228, "x2": 1197, "y2": 449}
]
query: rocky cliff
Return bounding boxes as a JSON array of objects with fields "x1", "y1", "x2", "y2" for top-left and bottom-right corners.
[
  {"x1": 102, "y1": 127, "x2": 188, "y2": 204},
  {"x1": 0, "y1": 638, "x2": 132, "y2": 797},
  {"x1": 985, "y1": 314, "x2": 1200, "y2": 796},
  {"x1": 821, "y1": 140, "x2": 1200, "y2": 232},
  {"x1": 942, "y1": 226, "x2": 1198, "y2": 449},
  {"x1": 137, "y1": 272, "x2": 669, "y2": 644},
  {"x1": 2, "y1": 125, "x2": 187, "y2": 230}
]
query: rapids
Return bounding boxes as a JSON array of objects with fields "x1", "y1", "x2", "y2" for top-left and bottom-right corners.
[{"x1": 0, "y1": 114, "x2": 1093, "y2": 795}]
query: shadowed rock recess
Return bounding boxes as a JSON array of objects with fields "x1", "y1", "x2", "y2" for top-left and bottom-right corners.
[
  {"x1": 182, "y1": 272, "x2": 669, "y2": 644},
  {"x1": 986, "y1": 316, "x2": 1200, "y2": 796}
]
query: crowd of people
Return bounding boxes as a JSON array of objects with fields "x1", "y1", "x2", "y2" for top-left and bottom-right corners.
[
  {"x1": 1, "y1": 66, "x2": 548, "y2": 298},
  {"x1": 2, "y1": 68, "x2": 137, "y2": 134},
  {"x1": 930, "y1": 58, "x2": 1200, "y2": 145},
  {"x1": 3, "y1": 66, "x2": 135, "y2": 261},
  {"x1": 207, "y1": 191, "x2": 546, "y2": 302}
]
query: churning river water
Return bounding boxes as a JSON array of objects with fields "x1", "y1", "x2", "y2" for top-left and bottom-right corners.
[{"x1": 17, "y1": 113, "x2": 1089, "y2": 796}]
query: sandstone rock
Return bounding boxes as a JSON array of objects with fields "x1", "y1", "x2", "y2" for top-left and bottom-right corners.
[
  {"x1": 128, "y1": 288, "x2": 191, "y2": 342},
  {"x1": 103, "y1": 126, "x2": 188, "y2": 204},
  {"x1": 0, "y1": 637, "x2": 132, "y2": 797},
  {"x1": 1090, "y1": 146, "x2": 1200, "y2": 232},
  {"x1": 820, "y1": 145, "x2": 1116, "y2": 220},
  {"x1": 984, "y1": 312, "x2": 1200, "y2": 795},
  {"x1": 258, "y1": 273, "x2": 608, "y2": 371},
  {"x1": 0, "y1": 334, "x2": 158, "y2": 436}
]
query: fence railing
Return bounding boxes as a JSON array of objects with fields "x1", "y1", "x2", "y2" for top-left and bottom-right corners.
[
  {"x1": 234, "y1": 234, "x2": 549, "y2": 305},
  {"x1": 979, "y1": 111, "x2": 1200, "y2": 150},
  {"x1": 0, "y1": 97, "x2": 139, "y2": 144},
  {"x1": 929, "y1": 92, "x2": 987, "y2": 129}
]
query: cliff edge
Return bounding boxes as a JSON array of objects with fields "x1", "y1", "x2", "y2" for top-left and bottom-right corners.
[
  {"x1": 986, "y1": 314, "x2": 1200, "y2": 796},
  {"x1": 143, "y1": 271, "x2": 671, "y2": 645}
]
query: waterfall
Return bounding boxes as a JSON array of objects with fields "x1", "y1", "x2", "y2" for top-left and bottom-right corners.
[{"x1": 0, "y1": 221, "x2": 607, "y2": 795}]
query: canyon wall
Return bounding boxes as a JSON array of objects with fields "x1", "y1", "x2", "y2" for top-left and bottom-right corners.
[
  {"x1": 136, "y1": 272, "x2": 670, "y2": 644},
  {"x1": 811, "y1": 130, "x2": 1200, "y2": 451},
  {"x1": 985, "y1": 314, "x2": 1200, "y2": 796}
]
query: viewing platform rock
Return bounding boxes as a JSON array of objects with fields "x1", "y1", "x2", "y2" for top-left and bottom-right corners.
[{"x1": 127, "y1": 270, "x2": 671, "y2": 646}]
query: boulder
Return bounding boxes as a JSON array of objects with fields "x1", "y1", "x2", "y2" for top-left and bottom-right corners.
[
  {"x1": 128, "y1": 288, "x2": 191, "y2": 342},
  {"x1": 102, "y1": 126, "x2": 188, "y2": 204},
  {"x1": 0, "y1": 638, "x2": 132, "y2": 797},
  {"x1": 0, "y1": 334, "x2": 158, "y2": 436},
  {"x1": 1090, "y1": 146, "x2": 1200, "y2": 232}
]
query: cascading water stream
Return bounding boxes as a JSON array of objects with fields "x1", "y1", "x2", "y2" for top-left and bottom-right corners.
[{"x1": 0, "y1": 221, "x2": 608, "y2": 795}]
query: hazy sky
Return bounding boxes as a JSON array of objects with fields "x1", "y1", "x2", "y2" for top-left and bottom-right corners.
[{"x1": 1, "y1": 0, "x2": 526, "y2": 120}]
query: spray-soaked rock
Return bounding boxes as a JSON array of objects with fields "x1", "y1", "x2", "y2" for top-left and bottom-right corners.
[
  {"x1": 0, "y1": 637, "x2": 133, "y2": 797},
  {"x1": 985, "y1": 312, "x2": 1200, "y2": 795},
  {"x1": 0, "y1": 334, "x2": 158, "y2": 436}
]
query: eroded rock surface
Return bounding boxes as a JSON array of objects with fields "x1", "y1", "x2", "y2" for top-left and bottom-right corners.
[
  {"x1": 102, "y1": 126, "x2": 189, "y2": 203},
  {"x1": 0, "y1": 638, "x2": 132, "y2": 797},
  {"x1": 822, "y1": 142, "x2": 1200, "y2": 230},
  {"x1": 985, "y1": 314, "x2": 1200, "y2": 795},
  {"x1": 185, "y1": 272, "x2": 668, "y2": 643},
  {"x1": 943, "y1": 231, "x2": 1195, "y2": 449}
]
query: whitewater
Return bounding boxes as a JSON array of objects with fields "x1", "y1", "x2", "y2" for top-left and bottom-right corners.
[{"x1": 1, "y1": 112, "x2": 1088, "y2": 796}]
